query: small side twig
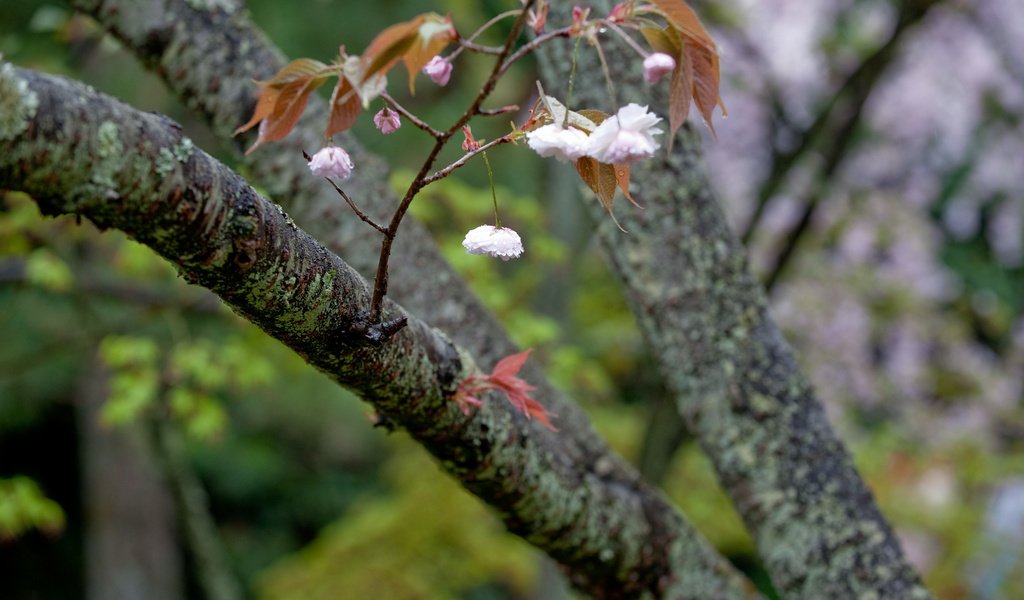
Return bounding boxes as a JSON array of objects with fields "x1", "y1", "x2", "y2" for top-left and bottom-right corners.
[
  {"x1": 381, "y1": 92, "x2": 443, "y2": 138},
  {"x1": 325, "y1": 177, "x2": 387, "y2": 234},
  {"x1": 478, "y1": 104, "x2": 520, "y2": 117},
  {"x1": 422, "y1": 136, "x2": 515, "y2": 186}
]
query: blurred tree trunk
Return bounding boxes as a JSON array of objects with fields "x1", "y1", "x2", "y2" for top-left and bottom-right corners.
[{"x1": 77, "y1": 360, "x2": 182, "y2": 600}]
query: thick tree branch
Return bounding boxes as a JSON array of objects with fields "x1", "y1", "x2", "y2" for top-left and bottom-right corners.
[
  {"x1": 538, "y1": 3, "x2": 932, "y2": 598},
  {"x1": 0, "y1": 64, "x2": 758, "y2": 599}
]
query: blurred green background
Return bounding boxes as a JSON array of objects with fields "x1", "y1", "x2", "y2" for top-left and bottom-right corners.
[{"x1": 2, "y1": 1, "x2": 1023, "y2": 599}]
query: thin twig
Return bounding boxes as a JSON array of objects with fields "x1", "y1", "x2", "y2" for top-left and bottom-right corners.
[
  {"x1": 324, "y1": 177, "x2": 387, "y2": 234},
  {"x1": 449, "y1": 9, "x2": 522, "y2": 60},
  {"x1": 478, "y1": 104, "x2": 520, "y2": 117},
  {"x1": 421, "y1": 135, "x2": 515, "y2": 186},
  {"x1": 497, "y1": 27, "x2": 572, "y2": 79},
  {"x1": 455, "y1": 40, "x2": 505, "y2": 56},
  {"x1": 381, "y1": 92, "x2": 443, "y2": 138},
  {"x1": 367, "y1": 0, "x2": 538, "y2": 322}
]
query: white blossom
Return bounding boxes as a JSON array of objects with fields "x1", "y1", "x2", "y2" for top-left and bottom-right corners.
[
  {"x1": 422, "y1": 56, "x2": 452, "y2": 86},
  {"x1": 585, "y1": 103, "x2": 662, "y2": 164},
  {"x1": 526, "y1": 123, "x2": 590, "y2": 162},
  {"x1": 308, "y1": 146, "x2": 354, "y2": 179},
  {"x1": 643, "y1": 52, "x2": 676, "y2": 84},
  {"x1": 462, "y1": 225, "x2": 524, "y2": 260}
]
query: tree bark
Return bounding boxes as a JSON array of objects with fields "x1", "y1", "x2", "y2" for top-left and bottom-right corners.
[
  {"x1": 0, "y1": 63, "x2": 757, "y2": 599},
  {"x1": 538, "y1": 3, "x2": 931, "y2": 598}
]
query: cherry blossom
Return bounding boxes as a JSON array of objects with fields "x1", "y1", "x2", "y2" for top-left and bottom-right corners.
[
  {"x1": 462, "y1": 225, "x2": 524, "y2": 260},
  {"x1": 422, "y1": 56, "x2": 453, "y2": 86},
  {"x1": 643, "y1": 52, "x2": 676, "y2": 84},
  {"x1": 372, "y1": 107, "x2": 401, "y2": 134},
  {"x1": 307, "y1": 145, "x2": 353, "y2": 179},
  {"x1": 526, "y1": 123, "x2": 590, "y2": 162},
  {"x1": 585, "y1": 103, "x2": 662, "y2": 164}
]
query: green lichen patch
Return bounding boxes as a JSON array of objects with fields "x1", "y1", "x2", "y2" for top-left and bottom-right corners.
[
  {"x1": 91, "y1": 120, "x2": 124, "y2": 189},
  {"x1": 155, "y1": 137, "x2": 194, "y2": 177},
  {"x1": 0, "y1": 62, "x2": 40, "y2": 141}
]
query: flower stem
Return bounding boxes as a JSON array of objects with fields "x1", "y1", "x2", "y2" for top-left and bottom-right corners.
[
  {"x1": 593, "y1": 39, "x2": 619, "y2": 113},
  {"x1": 562, "y1": 34, "x2": 582, "y2": 128},
  {"x1": 482, "y1": 151, "x2": 500, "y2": 228}
]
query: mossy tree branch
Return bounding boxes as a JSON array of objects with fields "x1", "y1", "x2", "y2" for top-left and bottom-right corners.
[
  {"x1": 537, "y1": 3, "x2": 932, "y2": 598},
  {"x1": 0, "y1": 64, "x2": 759, "y2": 599}
]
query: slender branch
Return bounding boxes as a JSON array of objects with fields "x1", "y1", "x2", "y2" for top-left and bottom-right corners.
[
  {"x1": 325, "y1": 176, "x2": 388, "y2": 234},
  {"x1": 454, "y1": 40, "x2": 505, "y2": 56},
  {"x1": 497, "y1": 27, "x2": 573, "y2": 79},
  {"x1": 368, "y1": 1, "x2": 539, "y2": 321},
  {"x1": 421, "y1": 135, "x2": 515, "y2": 186},
  {"x1": 477, "y1": 104, "x2": 520, "y2": 117},
  {"x1": 449, "y1": 8, "x2": 522, "y2": 60}
]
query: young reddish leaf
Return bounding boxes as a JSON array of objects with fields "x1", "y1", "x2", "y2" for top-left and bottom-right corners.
[
  {"x1": 246, "y1": 74, "x2": 327, "y2": 154},
  {"x1": 360, "y1": 17, "x2": 423, "y2": 84},
  {"x1": 324, "y1": 76, "x2": 361, "y2": 138},
  {"x1": 402, "y1": 14, "x2": 455, "y2": 93},
  {"x1": 575, "y1": 156, "x2": 601, "y2": 199},
  {"x1": 234, "y1": 86, "x2": 280, "y2": 135},
  {"x1": 491, "y1": 349, "x2": 533, "y2": 381},
  {"x1": 639, "y1": 24, "x2": 681, "y2": 57},
  {"x1": 235, "y1": 58, "x2": 330, "y2": 153},
  {"x1": 667, "y1": 41, "x2": 694, "y2": 150},
  {"x1": 613, "y1": 163, "x2": 641, "y2": 207},
  {"x1": 648, "y1": 0, "x2": 716, "y2": 52},
  {"x1": 452, "y1": 349, "x2": 557, "y2": 430},
  {"x1": 690, "y1": 43, "x2": 722, "y2": 137}
]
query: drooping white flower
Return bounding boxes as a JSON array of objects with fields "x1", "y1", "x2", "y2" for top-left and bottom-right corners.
[
  {"x1": 308, "y1": 146, "x2": 354, "y2": 179},
  {"x1": 585, "y1": 103, "x2": 662, "y2": 164},
  {"x1": 526, "y1": 123, "x2": 590, "y2": 162},
  {"x1": 422, "y1": 56, "x2": 453, "y2": 86},
  {"x1": 462, "y1": 225, "x2": 524, "y2": 260},
  {"x1": 373, "y1": 107, "x2": 401, "y2": 134},
  {"x1": 643, "y1": 52, "x2": 676, "y2": 84}
]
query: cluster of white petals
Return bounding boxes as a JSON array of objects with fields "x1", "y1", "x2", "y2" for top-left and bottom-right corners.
[
  {"x1": 308, "y1": 146, "x2": 354, "y2": 179},
  {"x1": 526, "y1": 123, "x2": 590, "y2": 162},
  {"x1": 422, "y1": 56, "x2": 453, "y2": 86},
  {"x1": 643, "y1": 52, "x2": 676, "y2": 84},
  {"x1": 462, "y1": 225, "x2": 524, "y2": 260},
  {"x1": 585, "y1": 103, "x2": 662, "y2": 164}
]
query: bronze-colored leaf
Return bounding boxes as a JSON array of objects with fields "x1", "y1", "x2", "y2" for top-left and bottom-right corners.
[
  {"x1": 245, "y1": 74, "x2": 327, "y2": 154},
  {"x1": 235, "y1": 58, "x2": 329, "y2": 137},
  {"x1": 648, "y1": 0, "x2": 716, "y2": 51},
  {"x1": 234, "y1": 86, "x2": 280, "y2": 135},
  {"x1": 361, "y1": 18, "x2": 422, "y2": 84},
  {"x1": 260, "y1": 58, "x2": 331, "y2": 88},
  {"x1": 667, "y1": 41, "x2": 693, "y2": 151},
  {"x1": 576, "y1": 109, "x2": 611, "y2": 127},
  {"x1": 690, "y1": 43, "x2": 721, "y2": 138},
  {"x1": 639, "y1": 25, "x2": 681, "y2": 57},
  {"x1": 402, "y1": 15, "x2": 454, "y2": 93},
  {"x1": 613, "y1": 163, "x2": 641, "y2": 208},
  {"x1": 324, "y1": 76, "x2": 362, "y2": 138}
]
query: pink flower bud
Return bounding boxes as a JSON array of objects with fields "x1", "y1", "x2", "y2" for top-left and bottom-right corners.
[
  {"x1": 643, "y1": 52, "x2": 676, "y2": 84},
  {"x1": 308, "y1": 145, "x2": 354, "y2": 180},
  {"x1": 422, "y1": 56, "x2": 453, "y2": 86},
  {"x1": 373, "y1": 107, "x2": 401, "y2": 135}
]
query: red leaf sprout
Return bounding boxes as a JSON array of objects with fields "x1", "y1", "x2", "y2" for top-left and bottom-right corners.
[{"x1": 453, "y1": 349, "x2": 557, "y2": 430}]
